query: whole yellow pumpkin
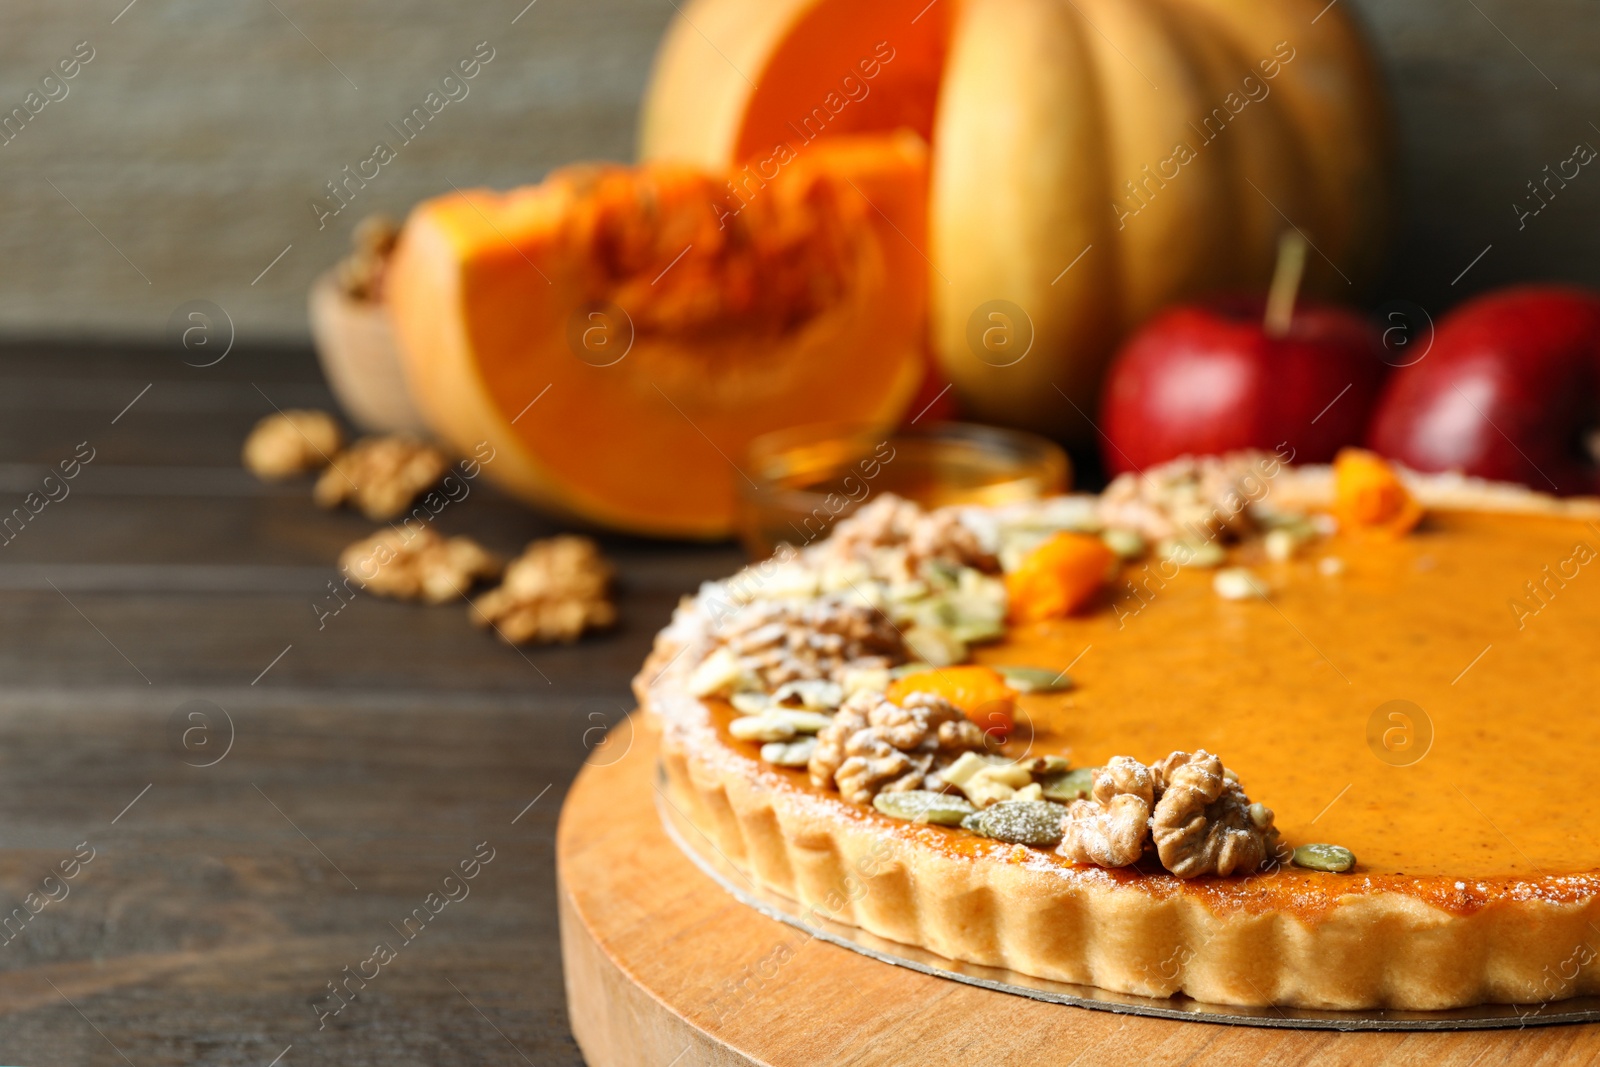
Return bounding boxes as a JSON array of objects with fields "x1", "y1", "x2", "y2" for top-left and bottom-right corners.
[{"x1": 639, "y1": 0, "x2": 1393, "y2": 440}]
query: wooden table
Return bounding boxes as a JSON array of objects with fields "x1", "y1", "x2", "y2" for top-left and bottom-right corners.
[{"x1": 0, "y1": 340, "x2": 743, "y2": 1066}]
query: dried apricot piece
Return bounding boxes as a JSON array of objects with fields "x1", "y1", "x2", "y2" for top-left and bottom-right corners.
[
  {"x1": 1005, "y1": 531, "x2": 1114, "y2": 623},
  {"x1": 1334, "y1": 448, "x2": 1422, "y2": 538},
  {"x1": 886, "y1": 664, "x2": 1016, "y2": 740}
]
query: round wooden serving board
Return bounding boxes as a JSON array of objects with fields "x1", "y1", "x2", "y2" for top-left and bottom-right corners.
[{"x1": 558, "y1": 714, "x2": 1600, "y2": 1066}]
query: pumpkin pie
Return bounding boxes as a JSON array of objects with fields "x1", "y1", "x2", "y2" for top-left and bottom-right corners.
[{"x1": 638, "y1": 451, "x2": 1600, "y2": 1010}]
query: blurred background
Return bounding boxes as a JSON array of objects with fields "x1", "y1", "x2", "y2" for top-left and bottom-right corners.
[{"x1": 0, "y1": 0, "x2": 1594, "y2": 344}]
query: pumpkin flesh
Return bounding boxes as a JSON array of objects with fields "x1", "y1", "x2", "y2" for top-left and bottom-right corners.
[
  {"x1": 386, "y1": 133, "x2": 928, "y2": 538},
  {"x1": 639, "y1": 0, "x2": 1392, "y2": 440}
]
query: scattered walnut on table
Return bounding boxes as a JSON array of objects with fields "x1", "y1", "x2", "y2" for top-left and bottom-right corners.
[
  {"x1": 1058, "y1": 756, "x2": 1156, "y2": 868},
  {"x1": 810, "y1": 690, "x2": 986, "y2": 804},
  {"x1": 339, "y1": 527, "x2": 501, "y2": 605},
  {"x1": 313, "y1": 435, "x2": 450, "y2": 521},
  {"x1": 471, "y1": 535, "x2": 617, "y2": 645},
  {"x1": 241, "y1": 410, "x2": 344, "y2": 480},
  {"x1": 1150, "y1": 749, "x2": 1282, "y2": 878}
]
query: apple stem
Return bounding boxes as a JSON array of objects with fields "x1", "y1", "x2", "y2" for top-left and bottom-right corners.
[{"x1": 1264, "y1": 231, "x2": 1308, "y2": 338}]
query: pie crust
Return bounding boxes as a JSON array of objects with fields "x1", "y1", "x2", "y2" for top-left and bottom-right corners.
[{"x1": 638, "y1": 464, "x2": 1600, "y2": 1010}]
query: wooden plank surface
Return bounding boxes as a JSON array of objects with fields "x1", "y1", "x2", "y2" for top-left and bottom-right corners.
[
  {"x1": 560, "y1": 714, "x2": 1600, "y2": 1067},
  {"x1": 0, "y1": 1, "x2": 1596, "y2": 341},
  {"x1": 0, "y1": 340, "x2": 743, "y2": 1065}
]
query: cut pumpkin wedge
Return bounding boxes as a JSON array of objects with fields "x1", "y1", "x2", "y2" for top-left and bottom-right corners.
[
  {"x1": 638, "y1": 0, "x2": 1392, "y2": 440},
  {"x1": 386, "y1": 132, "x2": 928, "y2": 538}
]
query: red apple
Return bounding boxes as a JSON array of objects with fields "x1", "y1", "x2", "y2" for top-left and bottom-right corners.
[
  {"x1": 1367, "y1": 285, "x2": 1600, "y2": 495},
  {"x1": 1099, "y1": 297, "x2": 1386, "y2": 475}
]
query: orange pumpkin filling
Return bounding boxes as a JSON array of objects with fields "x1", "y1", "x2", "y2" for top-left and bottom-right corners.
[{"x1": 709, "y1": 505, "x2": 1600, "y2": 917}]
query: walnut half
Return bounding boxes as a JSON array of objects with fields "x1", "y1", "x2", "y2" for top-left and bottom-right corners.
[
  {"x1": 1058, "y1": 756, "x2": 1155, "y2": 868},
  {"x1": 1057, "y1": 750, "x2": 1282, "y2": 878},
  {"x1": 809, "y1": 690, "x2": 985, "y2": 804},
  {"x1": 822, "y1": 494, "x2": 999, "y2": 574},
  {"x1": 1151, "y1": 750, "x2": 1282, "y2": 879},
  {"x1": 713, "y1": 595, "x2": 905, "y2": 690},
  {"x1": 471, "y1": 535, "x2": 616, "y2": 645},
  {"x1": 339, "y1": 527, "x2": 501, "y2": 604},
  {"x1": 314, "y1": 435, "x2": 450, "y2": 521},
  {"x1": 242, "y1": 410, "x2": 343, "y2": 480}
]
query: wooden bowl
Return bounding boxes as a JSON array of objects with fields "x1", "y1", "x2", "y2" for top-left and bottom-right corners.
[{"x1": 307, "y1": 270, "x2": 429, "y2": 435}]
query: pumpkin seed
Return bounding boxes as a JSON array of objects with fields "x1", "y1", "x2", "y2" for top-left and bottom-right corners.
[
  {"x1": 728, "y1": 714, "x2": 796, "y2": 743},
  {"x1": 872, "y1": 789, "x2": 977, "y2": 826},
  {"x1": 890, "y1": 661, "x2": 938, "y2": 679},
  {"x1": 1263, "y1": 527, "x2": 1302, "y2": 562},
  {"x1": 760, "y1": 737, "x2": 817, "y2": 767},
  {"x1": 1213, "y1": 567, "x2": 1268, "y2": 600},
  {"x1": 1038, "y1": 767, "x2": 1097, "y2": 803},
  {"x1": 903, "y1": 624, "x2": 967, "y2": 667},
  {"x1": 996, "y1": 665, "x2": 1074, "y2": 693},
  {"x1": 960, "y1": 800, "x2": 1068, "y2": 847},
  {"x1": 1101, "y1": 527, "x2": 1146, "y2": 559},
  {"x1": 773, "y1": 679, "x2": 843, "y2": 710},
  {"x1": 840, "y1": 666, "x2": 891, "y2": 697},
  {"x1": 1029, "y1": 755, "x2": 1071, "y2": 775},
  {"x1": 1291, "y1": 843, "x2": 1356, "y2": 873},
  {"x1": 766, "y1": 708, "x2": 833, "y2": 734},
  {"x1": 949, "y1": 616, "x2": 1006, "y2": 645},
  {"x1": 1160, "y1": 538, "x2": 1226, "y2": 569},
  {"x1": 688, "y1": 648, "x2": 748, "y2": 697}
]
